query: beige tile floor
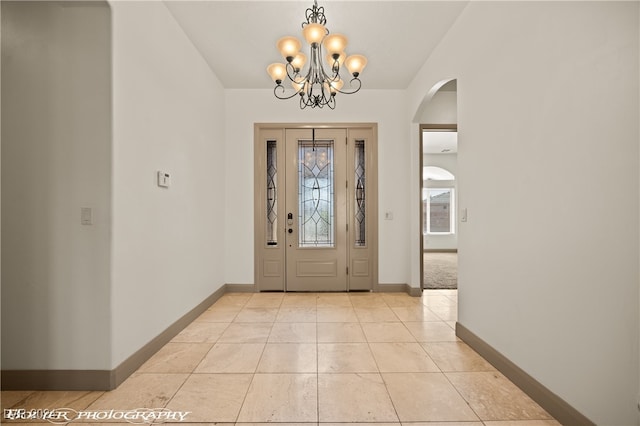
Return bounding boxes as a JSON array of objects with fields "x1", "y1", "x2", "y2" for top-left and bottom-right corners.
[{"x1": 2, "y1": 290, "x2": 561, "y2": 425}]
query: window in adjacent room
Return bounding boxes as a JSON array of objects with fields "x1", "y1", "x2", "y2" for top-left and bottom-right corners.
[{"x1": 423, "y1": 187, "x2": 455, "y2": 234}]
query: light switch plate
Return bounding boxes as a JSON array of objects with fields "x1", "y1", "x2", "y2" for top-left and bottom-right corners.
[
  {"x1": 81, "y1": 207, "x2": 92, "y2": 225},
  {"x1": 157, "y1": 171, "x2": 171, "y2": 188}
]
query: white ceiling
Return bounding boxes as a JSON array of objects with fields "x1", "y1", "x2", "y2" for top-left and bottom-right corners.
[
  {"x1": 423, "y1": 130, "x2": 457, "y2": 154},
  {"x1": 164, "y1": 1, "x2": 469, "y2": 90}
]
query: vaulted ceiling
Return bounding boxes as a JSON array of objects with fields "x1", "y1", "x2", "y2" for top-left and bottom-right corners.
[{"x1": 164, "y1": 1, "x2": 469, "y2": 90}]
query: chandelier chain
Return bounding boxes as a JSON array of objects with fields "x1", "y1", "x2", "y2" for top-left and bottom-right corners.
[{"x1": 304, "y1": 0, "x2": 326, "y2": 27}]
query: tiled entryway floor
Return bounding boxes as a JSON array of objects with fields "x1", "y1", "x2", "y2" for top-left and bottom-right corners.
[{"x1": 2, "y1": 290, "x2": 561, "y2": 425}]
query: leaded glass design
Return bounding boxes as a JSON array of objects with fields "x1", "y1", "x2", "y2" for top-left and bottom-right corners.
[
  {"x1": 266, "y1": 140, "x2": 278, "y2": 246},
  {"x1": 355, "y1": 140, "x2": 366, "y2": 247},
  {"x1": 298, "y1": 140, "x2": 334, "y2": 247}
]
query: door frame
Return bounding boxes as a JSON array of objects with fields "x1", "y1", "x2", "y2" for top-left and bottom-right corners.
[
  {"x1": 419, "y1": 123, "x2": 457, "y2": 290},
  {"x1": 254, "y1": 122, "x2": 378, "y2": 292}
]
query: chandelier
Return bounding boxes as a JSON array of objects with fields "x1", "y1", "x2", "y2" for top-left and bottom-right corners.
[{"x1": 266, "y1": 0, "x2": 367, "y2": 110}]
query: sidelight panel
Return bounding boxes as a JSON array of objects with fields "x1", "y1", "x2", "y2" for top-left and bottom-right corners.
[
  {"x1": 266, "y1": 140, "x2": 278, "y2": 246},
  {"x1": 354, "y1": 139, "x2": 366, "y2": 247}
]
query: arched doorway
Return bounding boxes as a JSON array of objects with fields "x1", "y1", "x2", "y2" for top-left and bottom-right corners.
[
  {"x1": 416, "y1": 79, "x2": 459, "y2": 325},
  {"x1": 416, "y1": 79, "x2": 458, "y2": 291},
  {"x1": 421, "y1": 129, "x2": 457, "y2": 290}
]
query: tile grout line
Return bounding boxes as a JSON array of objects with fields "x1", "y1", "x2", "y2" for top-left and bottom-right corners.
[
  {"x1": 441, "y1": 368, "x2": 485, "y2": 423},
  {"x1": 231, "y1": 293, "x2": 280, "y2": 423},
  {"x1": 364, "y1": 296, "x2": 402, "y2": 424},
  {"x1": 426, "y1": 289, "x2": 483, "y2": 423},
  {"x1": 132, "y1": 294, "x2": 251, "y2": 417},
  {"x1": 5, "y1": 291, "x2": 555, "y2": 425},
  {"x1": 162, "y1": 294, "x2": 239, "y2": 422}
]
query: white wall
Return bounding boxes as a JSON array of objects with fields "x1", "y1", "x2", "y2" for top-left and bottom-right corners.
[
  {"x1": 224, "y1": 89, "x2": 410, "y2": 286},
  {"x1": 110, "y1": 1, "x2": 226, "y2": 367},
  {"x1": 408, "y1": 2, "x2": 639, "y2": 424},
  {"x1": 1, "y1": 2, "x2": 112, "y2": 369},
  {"x1": 420, "y1": 91, "x2": 457, "y2": 124}
]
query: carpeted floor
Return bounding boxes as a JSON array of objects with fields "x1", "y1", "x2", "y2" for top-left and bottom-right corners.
[{"x1": 424, "y1": 251, "x2": 458, "y2": 289}]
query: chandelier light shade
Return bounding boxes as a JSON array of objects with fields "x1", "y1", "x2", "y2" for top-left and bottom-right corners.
[
  {"x1": 276, "y1": 37, "x2": 302, "y2": 60},
  {"x1": 267, "y1": 0, "x2": 367, "y2": 109},
  {"x1": 302, "y1": 23, "x2": 326, "y2": 45},
  {"x1": 323, "y1": 34, "x2": 347, "y2": 56},
  {"x1": 345, "y1": 54, "x2": 367, "y2": 77}
]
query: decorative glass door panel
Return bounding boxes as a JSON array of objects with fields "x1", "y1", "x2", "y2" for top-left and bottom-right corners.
[{"x1": 299, "y1": 140, "x2": 334, "y2": 248}]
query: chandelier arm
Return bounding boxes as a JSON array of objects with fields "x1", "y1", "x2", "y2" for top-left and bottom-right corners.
[
  {"x1": 284, "y1": 63, "x2": 307, "y2": 86},
  {"x1": 327, "y1": 95, "x2": 336, "y2": 109},
  {"x1": 326, "y1": 71, "x2": 341, "y2": 82},
  {"x1": 300, "y1": 95, "x2": 309, "y2": 109},
  {"x1": 333, "y1": 77, "x2": 362, "y2": 95},
  {"x1": 306, "y1": 77, "x2": 329, "y2": 108},
  {"x1": 273, "y1": 84, "x2": 304, "y2": 100},
  {"x1": 306, "y1": 83, "x2": 319, "y2": 107},
  {"x1": 323, "y1": 57, "x2": 342, "y2": 81},
  {"x1": 314, "y1": 44, "x2": 333, "y2": 84}
]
